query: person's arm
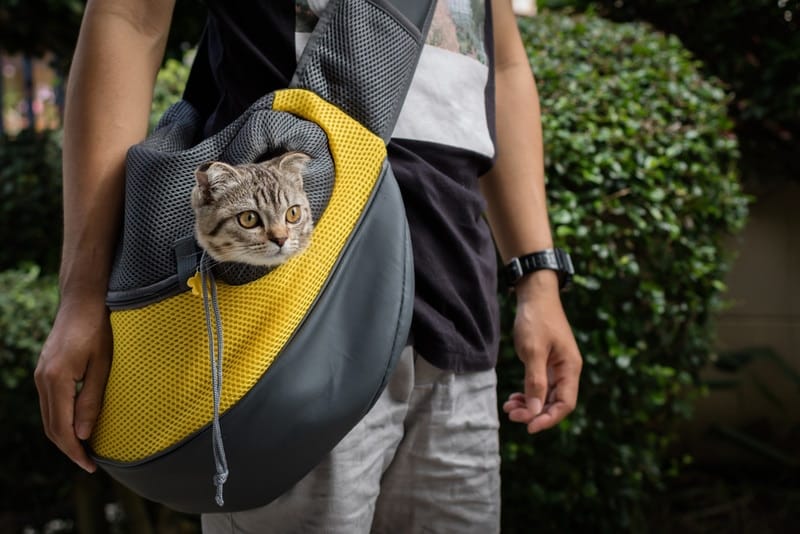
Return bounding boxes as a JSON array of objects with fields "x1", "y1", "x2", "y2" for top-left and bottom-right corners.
[
  {"x1": 34, "y1": 0, "x2": 176, "y2": 472},
  {"x1": 480, "y1": 0, "x2": 582, "y2": 434}
]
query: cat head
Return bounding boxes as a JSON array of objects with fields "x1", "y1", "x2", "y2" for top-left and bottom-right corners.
[{"x1": 191, "y1": 151, "x2": 314, "y2": 267}]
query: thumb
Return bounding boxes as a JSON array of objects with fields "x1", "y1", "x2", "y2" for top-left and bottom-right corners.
[
  {"x1": 74, "y1": 356, "x2": 111, "y2": 441},
  {"x1": 523, "y1": 346, "x2": 548, "y2": 417}
]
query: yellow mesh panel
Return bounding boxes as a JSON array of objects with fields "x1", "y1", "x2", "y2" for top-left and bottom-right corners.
[{"x1": 91, "y1": 89, "x2": 387, "y2": 462}]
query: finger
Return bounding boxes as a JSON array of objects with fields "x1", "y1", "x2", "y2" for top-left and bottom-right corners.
[
  {"x1": 506, "y1": 392, "x2": 526, "y2": 402},
  {"x1": 502, "y1": 401, "x2": 527, "y2": 414},
  {"x1": 503, "y1": 392, "x2": 538, "y2": 424},
  {"x1": 505, "y1": 404, "x2": 534, "y2": 423},
  {"x1": 48, "y1": 376, "x2": 96, "y2": 473},
  {"x1": 527, "y1": 401, "x2": 573, "y2": 434},
  {"x1": 546, "y1": 386, "x2": 558, "y2": 405},
  {"x1": 74, "y1": 355, "x2": 111, "y2": 441},
  {"x1": 522, "y1": 348, "x2": 548, "y2": 417},
  {"x1": 527, "y1": 366, "x2": 581, "y2": 434},
  {"x1": 34, "y1": 365, "x2": 52, "y2": 441},
  {"x1": 502, "y1": 393, "x2": 527, "y2": 412},
  {"x1": 547, "y1": 356, "x2": 582, "y2": 413}
]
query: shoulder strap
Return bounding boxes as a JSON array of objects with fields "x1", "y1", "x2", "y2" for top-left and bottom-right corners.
[{"x1": 290, "y1": 0, "x2": 436, "y2": 142}]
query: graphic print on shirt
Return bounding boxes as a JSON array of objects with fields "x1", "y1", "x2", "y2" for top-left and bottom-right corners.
[{"x1": 294, "y1": 0, "x2": 494, "y2": 159}]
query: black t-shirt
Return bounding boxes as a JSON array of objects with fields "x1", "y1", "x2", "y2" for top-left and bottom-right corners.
[{"x1": 183, "y1": 0, "x2": 499, "y2": 371}]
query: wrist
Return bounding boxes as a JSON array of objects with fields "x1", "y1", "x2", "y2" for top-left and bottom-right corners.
[
  {"x1": 58, "y1": 272, "x2": 110, "y2": 299},
  {"x1": 58, "y1": 247, "x2": 114, "y2": 300},
  {"x1": 514, "y1": 269, "x2": 561, "y2": 302},
  {"x1": 57, "y1": 292, "x2": 109, "y2": 314}
]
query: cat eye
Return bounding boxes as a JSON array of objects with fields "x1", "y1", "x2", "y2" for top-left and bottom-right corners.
[
  {"x1": 286, "y1": 205, "x2": 302, "y2": 224},
  {"x1": 237, "y1": 211, "x2": 261, "y2": 229}
]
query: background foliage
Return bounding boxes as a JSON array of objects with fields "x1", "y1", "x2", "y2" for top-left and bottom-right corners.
[
  {"x1": 150, "y1": 50, "x2": 194, "y2": 131},
  {"x1": 0, "y1": 0, "x2": 206, "y2": 71},
  {"x1": 0, "y1": 40, "x2": 200, "y2": 534},
  {"x1": 542, "y1": 0, "x2": 800, "y2": 185},
  {"x1": 0, "y1": 267, "x2": 75, "y2": 529},
  {"x1": 0, "y1": 129, "x2": 63, "y2": 272},
  {"x1": 496, "y1": 11, "x2": 749, "y2": 532},
  {"x1": 0, "y1": 49, "x2": 193, "y2": 276}
]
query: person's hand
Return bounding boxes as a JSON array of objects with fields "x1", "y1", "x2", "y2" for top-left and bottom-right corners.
[
  {"x1": 34, "y1": 295, "x2": 113, "y2": 473},
  {"x1": 502, "y1": 271, "x2": 582, "y2": 434}
]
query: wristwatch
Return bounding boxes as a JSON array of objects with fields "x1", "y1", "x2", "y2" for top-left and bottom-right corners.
[{"x1": 505, "y1": 248, "x2": 574, "y2": 290}]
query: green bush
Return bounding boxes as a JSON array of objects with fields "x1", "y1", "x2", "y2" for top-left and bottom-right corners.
[
  {"x1": 0, "y1": 129, "x2": 63, "y2": 273},
  {"x1": 0, "y1": 47, "x2": 192, "y2": 276},
  {"x1": 545, "y1": 0, "x2": 800, "y2": 184},
  {"x1": 150, "y1": 48, "x2": 194, "y2": 130},
  {"x1": 0, "y1": 0, "x2": 206, "y2": 74},
  {"x1": 0, "y1": 45, "x2": 196, "y2": 534},
  {"x1": 497, "y1": 12, "x2": 749, "y2": 532},
  {"x1": 0, "y1": 266, "x2": 75, "y2": 526}
]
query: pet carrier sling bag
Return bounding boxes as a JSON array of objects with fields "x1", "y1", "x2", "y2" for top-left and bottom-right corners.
[{"x1": 88, "y1": 0, "x2": 435, "y2": 513}]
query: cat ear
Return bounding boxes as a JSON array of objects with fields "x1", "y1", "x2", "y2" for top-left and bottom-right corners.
[
  {"x1": 195, "y1": 161, "x2": 237, "y2": 190},
  {"x1": 194, "y1": 161, "x2": 238, "y2": 204},
  {"x1": 275, "y1": 151, "x2": 311, "y2": 178}
]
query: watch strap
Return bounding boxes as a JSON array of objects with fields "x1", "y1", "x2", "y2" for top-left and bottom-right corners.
[{"x1": 505, "y1": 248, "x2": 574, "y2": 290}]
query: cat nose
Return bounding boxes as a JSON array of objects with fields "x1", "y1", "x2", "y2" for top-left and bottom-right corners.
[{"x1": 270, "y1": 236, "x2": 287, "y2": 247}]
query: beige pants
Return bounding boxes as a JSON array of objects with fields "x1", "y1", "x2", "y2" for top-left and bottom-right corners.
[{"x1": 201, "y1": 346, "x2": 501, "y2": 534}]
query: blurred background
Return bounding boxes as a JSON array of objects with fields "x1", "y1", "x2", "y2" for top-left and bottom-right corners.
[{"x1": 0, "y1": 0, "x2": 797, "y2": 532}]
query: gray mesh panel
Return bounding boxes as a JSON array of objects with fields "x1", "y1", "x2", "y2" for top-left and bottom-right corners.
[
  {"x1": 291, "y1": 0, "x2": 423, "y2": 141},
  {"x1": 107, "y1": 94, "x2": 334, "y2": 305},
  {"x1": 109, "y1": 0, "x2": 432, "y2": 307}
]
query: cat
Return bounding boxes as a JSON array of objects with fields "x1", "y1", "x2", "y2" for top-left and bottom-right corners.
[{"x1": 191, "y1": 151, "x2": 314, "y2": 268}]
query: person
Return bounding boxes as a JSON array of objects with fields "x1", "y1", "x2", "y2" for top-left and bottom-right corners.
[{"x1": 34, "y1": 0, "x2": 583, "y2": 532}]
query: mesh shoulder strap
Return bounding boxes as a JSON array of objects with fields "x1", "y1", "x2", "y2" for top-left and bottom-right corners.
[{"x1": 291, "y1": 0, "x2": 436, "y2": 142}]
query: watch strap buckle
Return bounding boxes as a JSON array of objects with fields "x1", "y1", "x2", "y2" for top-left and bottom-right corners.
[{"x1": 506, "y1": 257, "x2": 524, "y2": 286}]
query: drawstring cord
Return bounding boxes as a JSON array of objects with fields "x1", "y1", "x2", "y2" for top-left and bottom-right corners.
[{"x1": 199, "y1": 255, "x2": 229, "y2": 506}]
